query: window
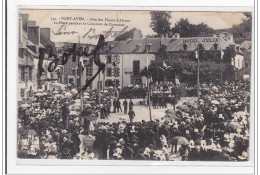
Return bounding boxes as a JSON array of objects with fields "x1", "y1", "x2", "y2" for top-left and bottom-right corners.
[
  {"x1": 150, "y1": 60, "x2": 155, "y2": 64},
  {"x1": 133, "y1": 60, "x2": 140, "y2": 75},
  {"x1": 107, "y1": 55, "x2": 112, "y2": 63},
  {"x1": 183, "y1": 43, "x2": 187, "y2": 50},
  {"x1": 105, "y1": 80, "x2": 119, "y2": 87},
  {"x1": 29, "y1": 67, "x2": 32, "y2": 81},
  {"x1": 77, "y1": 69, "x2": 80, "y2": 76},
  {"x1": 213, "y1": 43, "x2": 218, "y2": 50},
  {"x1": 107, "y1": 68, "x2": 112, "y2": 77},
  {"x1": 77, "y1": 78, "x2": 80, "y2": 87},
  {"x1": 114, "y1": 68, "x2": 120, "y2": 77},
  {"x1": 20, "y1": 89, "x2": 25, "y2": 98},
  {"x1": 114, "y1": 55, "x2": 120, "y2": 63},
  {"x1": 105, "y1": 80, "x2": 113, "y2": 87},
  {"x1": 145, "y1": 44, "x2": 151, "y2": 53},
  {"x1": 65, "y1": 77, "x2": 68, "y2": 84},
  {"x1": 86, "y1": 66, "x2": 92, "y2": 76},
  {"x1": 69, "y1": 78, "x2": 74, "y2": 85},
  {"x1": 135, "y1": 44, "x2": 141, "y2": 51},
  {"x1": 21, "y1": 67, "x2": 25, "y2": 82},
  {"x1": 19, "y1": 48, "x2": 24, "y2": 58}
]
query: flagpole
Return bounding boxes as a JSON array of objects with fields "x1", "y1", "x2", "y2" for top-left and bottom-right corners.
[
  {"x1": 98, "y1": 73, "x2": 101, "y2": 104},
  {"x1": 78, "y1": 36, "x2": 83, "y2": 112},
  {"x1": 220, "y1": 46, "x2": 223, "y2": 84},
  {"x1": 197, "y1": 45, "x2": 200, "y2": 108},
  {"x1": 146, "y1": 40, "x2": 152, "y2": 122}
]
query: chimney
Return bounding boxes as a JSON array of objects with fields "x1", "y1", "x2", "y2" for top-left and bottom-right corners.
[
  {"x1": 40, "y1": 28, "x2": 51, "y2": 40},
  {"x1": 27, "y1": 21, "x2": 36, "y2": 26},
  {"x1": 19, "y1": 14, "x2": 29, "y2": 32},
  {"x1": 28, "y1": 26, "x2": 40, "y2": 45}
]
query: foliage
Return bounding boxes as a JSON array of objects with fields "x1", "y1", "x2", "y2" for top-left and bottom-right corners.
[
  {"x1": 231, "y1": 12, "x2": 252, "y2": 43},
  {"x1": 149, "y1": 44, "x2": 230, "y2": 84},
  {"x1": 171, "y1": 18, "x2": 214, "y2": 37},
  {"x1": 150, "y1": 11, "x2": 172, "y2": 37}
]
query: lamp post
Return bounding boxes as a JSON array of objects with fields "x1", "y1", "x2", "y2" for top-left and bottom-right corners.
[
  {"x1": 146, "y1": 44, "x2": 152, "y2": 122},
  {"x1": 113, "y1": 55, "x2": 119, "y2": 96}
]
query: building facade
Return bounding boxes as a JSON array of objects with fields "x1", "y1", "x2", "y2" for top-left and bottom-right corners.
[
  {"x1": 55, "y1": 42, "x2": 96, "y2": 90},
  {"x1": 89, "y1": 32, "x2": 244, "y2": 89},
  {"x1": 55, "y1": 31, "x2": 246, "y2": 91},
  {"x1": 18, "y1": 13, "x2": 61, "y2": 99}
]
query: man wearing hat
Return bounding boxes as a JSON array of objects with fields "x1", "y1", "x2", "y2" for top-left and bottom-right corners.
[
  {"x1": 123, "y1": 99, "x2": 128, "y2": 114},
  {"x1": 116, "y1": 98, "x2": 122, "y2": 113},
  {"x1": 129, "y1": 99, "x2": 134, "y2": 111},
  {"x1": 128, "y1": 108, "x2": 135, "y2": 124},
  {"x1": 81, "y1": 104, "x2": 92, "y2": 135},
  {"x1": 61, "y1": 101, "x2": 70, "y2": 128},
  {"x1": 113, "y1": 98, "x2": 117, "y2": 113}
]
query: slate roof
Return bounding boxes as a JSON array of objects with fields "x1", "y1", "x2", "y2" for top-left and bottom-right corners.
[
  {"x1": 100, "y1": 37, "x2": 230, "y2": 54},
  {"x1": 40, "y1": 33, "x2": 57, "y2": 55},
  {"x1": 100, "y1": 38, "x2": 161, "y2": 54},
  {"x1": 167, "y1": 37, "x2": 230, "y2": 51}
]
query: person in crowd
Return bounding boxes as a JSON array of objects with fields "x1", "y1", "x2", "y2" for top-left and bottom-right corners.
[
  {"x1": 116, "y1": 99, "x2": 122, "y2": 113},
  {"x1": 128, "y1": 108, "x2": 135, "y2": 124},
  {"x1": 179, "y1": 144, "x2": 189, "y2": 161},
  {"x1": 81, "y1": 105, "x2": 92, "y2": 135},
  {"x1": 129, "y1": 99, "x2": 134, "y2": 110},
  {"x1": 60, "y1": 136, "x2": 74, "y2": 159},
  {"x1": 123, "y1": 99, "x2": 128, "y2": 114},
  {"x1": 113, "y1": 98, "x2": 117, "y2": 113},
  {"x1": 17, "y1": 80, "x2": 250, "y2": 161},
  {"x1": 61, "y1": 101, "x2": 70, "y2": 127}
]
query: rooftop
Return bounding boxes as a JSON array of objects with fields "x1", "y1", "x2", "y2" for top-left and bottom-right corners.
[{"x1": 100, "y1": 36, "x2": 231, "y2": 54}]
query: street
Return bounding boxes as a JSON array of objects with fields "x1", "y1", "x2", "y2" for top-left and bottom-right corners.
[{"x1": 97, "y1": 99, "x2": 171, "y2": 123}]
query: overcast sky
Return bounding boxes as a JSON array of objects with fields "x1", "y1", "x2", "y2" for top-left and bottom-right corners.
[{"x1": 20, "y1": 9, "x2": 247, "y2": 44}]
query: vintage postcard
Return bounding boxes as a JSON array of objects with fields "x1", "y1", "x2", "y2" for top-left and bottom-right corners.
[{"x1": 17, "y1": 9, "x2": 252, "y2": 162}]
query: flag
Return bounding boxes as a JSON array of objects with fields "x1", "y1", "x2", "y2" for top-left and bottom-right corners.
[
  {"x1": 163, "y1": 60, "x2": 167, "y2": 68},
  {"x1": 163, "y1": 60, "x2": 171, "y2": 69},
  {"x1": 221, "y1": 50, "x2": 224, "y2": 59},
  {"x1": 79, "y1": 56, "x2": 84, "y2": 73},
  {"x1": 195, "y1": 50, "x2": 198, "y2": 59}
]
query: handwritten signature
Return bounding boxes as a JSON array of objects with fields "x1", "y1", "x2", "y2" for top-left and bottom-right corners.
[
  {"x1": 51, "y1": 25, "x2": 78, "y2": 35},
  {"x1": 51, "y1": 25, "x2": 128, "y2": 39}
]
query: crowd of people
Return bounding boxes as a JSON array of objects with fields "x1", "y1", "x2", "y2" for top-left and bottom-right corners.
[{"x1": 17, "y1": 80, "x2": 250, "y2": 161}]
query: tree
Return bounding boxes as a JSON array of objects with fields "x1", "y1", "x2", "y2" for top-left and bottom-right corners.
[
  {"x1": 171, "y1": 18, "x2": 214, "y2": 37},
  {"x1": 171, "y1": 18, "x2": 193, "y2": 37},
  {"x1": 149, "y1": 45, "x2": 228, "y2": 84},
  {"x1": 194, "y1": 23, "x2": 215, "y2": 36},
  {"x1": 150, "y1": 11, "x2": 171, "y2": 37},
  {"x1": 231, "y1": 12, "x2": 252, "y2": 43}
]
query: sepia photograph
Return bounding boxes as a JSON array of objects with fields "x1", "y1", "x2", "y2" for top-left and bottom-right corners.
[{"x1": 17, "y1": 9, "x2": 252, "y2": 162}]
